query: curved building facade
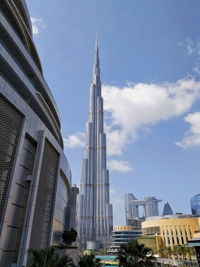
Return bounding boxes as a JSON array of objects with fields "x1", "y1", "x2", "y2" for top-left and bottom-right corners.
[
  {"x1": 111, "y1": 225, "x2": 142, "y2": 249},
  {"x1": 142, "y1": 215, "x2": 200, "y2": 247},
  {"x1": 0, "y1": 1, "x2": 71, "y2": 266}
]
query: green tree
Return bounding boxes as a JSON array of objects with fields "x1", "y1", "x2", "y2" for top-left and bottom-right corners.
[
  {"x1": 27, "y1": 246, "x2": 75, "y2": 267},
  {"x1": 178, "y1": 246, "x2": 187, "y2": 260},
  {"x1": 184, "y1": 246, "x2": 195, "y2": 260},
  {"x1": 62, "y1": 228, "x2": 78, "y2": 246},
  {"x1": 158, "y1": 247, "x2": 167, "y2": 258},
  {"x1": 172, "y1": 245, "x2": 180, "y2": 259},
  {"x1": 78, "y1": 254, "x2": 101, "y2": 267},
  {"x1": 164, "y1": 246, "x2": 172, "y2": 259},
  {"x1": 117, "y1": 240, "x2": 156, "y2": 267}
]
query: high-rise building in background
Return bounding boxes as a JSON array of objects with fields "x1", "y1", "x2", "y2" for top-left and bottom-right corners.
[
  {"x1": 191, "y1": 194, "x2": 200, "y2": 215},
  {"x1": 125, "y1": 193, "x2": 162, "y2": 220},
  {"x1": 0, "y1": 1, "x2": 71, "y2": 266},
  {"x1": 77, "y1": 41, "x2": 113, "y2": 248},
  {"x1": 66, "y1": 185, "x2": 79, "y2": 230},
  {"x1": 162, "y1": 202, "x2": 173, "y2": 215}
]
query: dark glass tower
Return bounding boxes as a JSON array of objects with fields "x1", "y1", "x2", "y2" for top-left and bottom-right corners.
[
  {"x1": 163, "y1": 202, "x2": 173, "y2": 216},
  {"x1": 77, "y1": 41, "x2": 113, "y2": 248},
  {"x1": 191, "y1": 194, "x2": 200, "y2": 215}
]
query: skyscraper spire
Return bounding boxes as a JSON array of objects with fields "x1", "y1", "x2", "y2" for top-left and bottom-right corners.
[
  {"x1": 77, "y1": 41, "x2": 113, "y2": 248},
  {"x1": 93, "y1": 37, "x2": 100, "y2": 79}
]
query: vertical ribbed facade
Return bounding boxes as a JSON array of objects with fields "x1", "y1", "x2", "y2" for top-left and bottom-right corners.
[
  {"x1": 77, "y1": 41, "x2": 113, "y2": 247},
  {"x1": 0, "y1": 1, "x2": 71, "y2": 265}
]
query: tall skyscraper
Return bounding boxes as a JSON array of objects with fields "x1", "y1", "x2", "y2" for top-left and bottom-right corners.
[
  {"x1": 163, "y1": 202, "x2": 173, "y2": 215},
  {"x1": 77, "y1": 41, "x2": 113, "y2": 248},
  {"x1": 0, "y1": 1, "x2": 71, "y2": 266},
  {"x1": 191, "y1": 194, "x2": 200, "y2": 215},
  {"x1": 125, "y1": 193, "x2": 162, "y2": 220}
]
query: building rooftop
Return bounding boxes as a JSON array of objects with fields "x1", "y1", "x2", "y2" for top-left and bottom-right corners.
[
  {"x1": 191, "y1": 193, "x2": 200, "y2": 198},
  {"x1": 146, "y1": 214, "x2": 199, "y2": 221}
]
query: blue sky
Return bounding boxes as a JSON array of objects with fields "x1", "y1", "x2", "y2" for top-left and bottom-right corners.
[{"x1": 26, "y1": 0, "x2": 200, "y2": 225}]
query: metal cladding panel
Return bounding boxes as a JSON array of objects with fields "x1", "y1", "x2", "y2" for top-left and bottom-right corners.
[
  {"x1": 29, "y1": 140, "x2": 59, "y2": 249},
  {"x1": 0, "y1": 94, "x2": 23, "y2": 224},
  {"x1": 52, "y1": 172, "x2": 69, "y2": 244},
  {"x1": 77, "y1": 42, "x2": 113, "y2": 247}
]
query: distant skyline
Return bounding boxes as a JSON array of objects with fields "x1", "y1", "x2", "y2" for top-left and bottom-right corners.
[{"x1": 26, "y1": 0, "x2": 200, "y2": 225}]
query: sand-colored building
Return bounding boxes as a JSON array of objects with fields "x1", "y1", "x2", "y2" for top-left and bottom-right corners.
[
  {"x1": 138, "y1": 235, "x2": 164, "y2": 255},
  {"x1": 142, "y1": 214, "x2": 200, "y2": 248}
]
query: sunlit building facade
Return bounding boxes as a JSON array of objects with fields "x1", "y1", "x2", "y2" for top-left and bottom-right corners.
[
  {"x1": 0, "y1": 1, "x2": 71, "y2": 266},
  {"x1": 77, "y1": 41, "x2": 113, "y2": 248},
  {"x1": 111, "y1": 225, "x2": 142, "y2": 249},
  {"x1": 142, "y1": 215, "x2": 200, "y2": 247}
]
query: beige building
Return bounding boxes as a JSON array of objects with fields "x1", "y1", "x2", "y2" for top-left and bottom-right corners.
[
  {"x1": 114, "y1": 225, "x2": 135, "y2": 231},
  {"x1": 137, "y1": 235, "x2": 164, "y2": 255},
  {"x1": 142, "y1": 214, "x2": 200, "y2": 247}
]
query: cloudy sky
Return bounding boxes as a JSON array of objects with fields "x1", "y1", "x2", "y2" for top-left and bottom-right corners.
[{"x1": 26, "y1": 0, "x2": 200, "y2": 225}]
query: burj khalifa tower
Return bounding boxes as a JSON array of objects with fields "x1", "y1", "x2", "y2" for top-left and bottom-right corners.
[{"x1": 77, "y1": 41, "x2": 113, "y2": 248}]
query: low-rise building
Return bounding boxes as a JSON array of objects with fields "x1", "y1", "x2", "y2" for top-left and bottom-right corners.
[
  {"x1": 126, "y1": 218, "x2": 143, "y2": 230},
  {"x1": 111, "y1": 225, "x2": 142, "y2": 249}
]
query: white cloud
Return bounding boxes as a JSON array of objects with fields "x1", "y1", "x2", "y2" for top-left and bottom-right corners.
[
  {"x1": 64, "y1": 78, "x2": 200, "y2": 156},
  {"x1": 193, "y1": 65, "x2": 200, "y2": 76},
  {"x1": 193, "y1": 55, "x2": 200, "y2": 76},
  {"x1": 105, "y1": 126, "x2": 128, "y2": 156},
  {"x1": 108, "y1": 159, "x2": 133, "y2": 173},
  {"x1": 64, "y1": 132, "x2": 85, "y2": 149},
  {"x1": 176, "y1": 112, "x2": 200, "y2": 148},
  {"x1": 31, "y1": 17, "x2": 45, "y2": 35},
  {"x1": 185, "y1": 38, "x2": 195, "y2": 55},
  {"x1": 177, "y1": 38, "x2": 200, "y2": 55},
  {"x1": 103, "y1": 78, "x2": 200, "y2": 155},
  {"x1": 178, "y1": 38, "x2": 200, "y2": 77},
  {"x1": 197, "y1": 41, "x2": 200, "y2": 55}
]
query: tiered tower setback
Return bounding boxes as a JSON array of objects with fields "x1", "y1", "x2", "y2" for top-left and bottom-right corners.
[{"x1": 77, "y1": 41, "x2": 113, "y2": 248}]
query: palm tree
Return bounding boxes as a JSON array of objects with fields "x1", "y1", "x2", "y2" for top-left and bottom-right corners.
[
  {"x1": 184, "y1": 246, "x2": 195, "y2": 260},
  {"x1": 27, "y1": 246, "x2": 75, "y2": 267},
  {"x1": 62, "y1": 228, "x2": 78, "y2": 246},
  {"x1": 78, "y1": 254, "x2": 101, "y2": 267},
  {"x1": 172, "y1": 245, "x2": 180, "y2": 259},
  {"x1": 164, "y1": 246, "x2": 172, "y2": 259},
  {"x1": 179, "y1": 246, "x2": 187, "y2": 260},
  {"x1": 158, "y1": 247, "x2": 167, "y2": 258},
  {"x1": 117, "y1": 239, "x2": 156, "y2": 267}
]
